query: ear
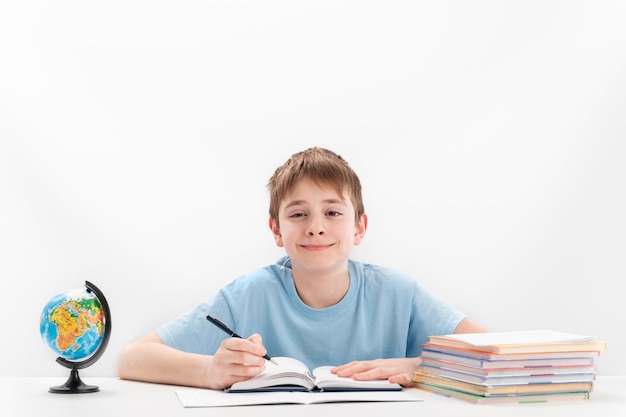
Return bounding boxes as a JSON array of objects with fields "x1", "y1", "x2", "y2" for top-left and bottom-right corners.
[
  {"x1": 353, "y1": 213, "x2": 368, "y2": 246},
  {"x1": 269, "y1": 217, "x2": 284, "y2": 247}
]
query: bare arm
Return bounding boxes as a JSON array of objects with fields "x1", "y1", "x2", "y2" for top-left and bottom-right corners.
[
  {"x1": 117, "y1": 331, "x2": 269, "y2": 389},
  {"x1": 453, "y1": 317, "x2": 487, "y2": 334},
  {"x1": 331, "y1": 317, "x2": 487, "y2": 386}
]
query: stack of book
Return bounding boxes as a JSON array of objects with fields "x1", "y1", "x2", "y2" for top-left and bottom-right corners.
[{"x1": 413, "y1": 330, "x2": 607, "y2": 404}]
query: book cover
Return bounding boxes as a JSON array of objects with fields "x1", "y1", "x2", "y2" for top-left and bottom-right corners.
[
  {"x1": 421, "y1": 346, "x2": 599, "y2": 368},
  {"x1": 426, "y1": 330, "x2": 607, "y2": 354},
  {"x1": 417, "y1": 364, "x2": 596, "y2": 386},
  {"x1": 416, "y1": 382, "x2": 590, "y2": 404},
  {"x1": 419, "y1": 357, "x2": 597, "y2": 377},
  {"x1": 412, "y1": 370, "x2": 594, "y2": 396}
]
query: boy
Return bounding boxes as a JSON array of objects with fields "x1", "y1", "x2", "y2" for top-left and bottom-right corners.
[{"x1": 117, "y1": 147, "x2": 485, "y2": 389}]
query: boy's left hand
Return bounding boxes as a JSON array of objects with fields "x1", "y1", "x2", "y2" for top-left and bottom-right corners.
[{"x1": 331, "y1": 358, "x2": 422, "y2": 387}]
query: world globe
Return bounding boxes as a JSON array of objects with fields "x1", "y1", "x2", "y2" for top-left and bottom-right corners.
[
  {"x1": 40, "y1": 288, "x2": 104, "y2": 359},
  {"x1": 39, "y1": 281, "x2": 112, "y2": 393}
]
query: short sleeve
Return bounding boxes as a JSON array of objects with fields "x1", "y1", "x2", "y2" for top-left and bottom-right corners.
[
  {"x1": 406, "y1": 280, "x2": 466, "y2": 356},
  {"x1": 155, "y1": 290, "x2": 235, "y2": 355}
]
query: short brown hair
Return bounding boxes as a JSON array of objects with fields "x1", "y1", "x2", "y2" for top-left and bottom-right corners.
[{"x1": 267, "y1": 147, "x2": 365, "y2": 225}]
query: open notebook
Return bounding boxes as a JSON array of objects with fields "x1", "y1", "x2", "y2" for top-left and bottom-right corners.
[{"x1": 226, "y1": 356, "x2": 402, "y2": 392}]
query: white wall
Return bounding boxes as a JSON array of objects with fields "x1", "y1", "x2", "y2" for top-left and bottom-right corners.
[{"x1": 1, "y1": 1, "x2": 624, "y2": 379}]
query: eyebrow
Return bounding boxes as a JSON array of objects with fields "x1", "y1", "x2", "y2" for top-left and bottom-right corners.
[{"x1": 283, "y1": 198, "x2": 346, "y2": 209}]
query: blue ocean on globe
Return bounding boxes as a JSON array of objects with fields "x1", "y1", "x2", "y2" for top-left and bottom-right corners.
[{"x1": 40, "y1": 289, "x2": 106, "y2": 361}]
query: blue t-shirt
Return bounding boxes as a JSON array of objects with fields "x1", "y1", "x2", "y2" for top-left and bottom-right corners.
[{"x1": 156, "y1": 257, "x2": 465, "y2": 371}]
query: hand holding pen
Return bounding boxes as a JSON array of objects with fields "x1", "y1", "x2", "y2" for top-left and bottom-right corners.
[{"x1": 206, "y1": 314, "x2": 279, "y2": 365}]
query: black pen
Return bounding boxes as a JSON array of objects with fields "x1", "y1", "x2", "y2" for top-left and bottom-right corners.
[{"x1": 205, "y1": 314, "x2": 278, "y2": 365}]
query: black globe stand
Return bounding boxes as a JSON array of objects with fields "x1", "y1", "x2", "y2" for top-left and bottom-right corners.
[
  {"x1": 49, "y1": 368, "x2": 100, "y2": 393},
  {"x1": 49, "y1": 281, "x2": 112, "y2": 394}
]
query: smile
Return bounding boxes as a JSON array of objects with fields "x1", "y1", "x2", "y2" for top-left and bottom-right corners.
[{"x1": 300, "y1": 244, "x2": 333, "y2": 250}]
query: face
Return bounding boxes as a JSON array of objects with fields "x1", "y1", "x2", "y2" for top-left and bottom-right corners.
[{"x1": 269, "y1": 177, "x2": 367, "y2": 277}]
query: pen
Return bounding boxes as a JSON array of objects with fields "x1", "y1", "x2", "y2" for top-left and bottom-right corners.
[{"x1": 205, "y1": 314, "x2": 278, "y2": 365}]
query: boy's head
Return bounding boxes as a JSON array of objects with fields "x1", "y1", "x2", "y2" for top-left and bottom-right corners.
[{"x1": 267, "y1": 147, "x2": 365, "y2": 227}]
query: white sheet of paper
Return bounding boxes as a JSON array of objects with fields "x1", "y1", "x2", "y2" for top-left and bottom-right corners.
[{"x1": 176, "y1": 388, "x2": 423, "y2": 407}]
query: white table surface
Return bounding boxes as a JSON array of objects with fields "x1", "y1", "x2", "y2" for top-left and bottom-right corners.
[{"x1": 2, "y1": 376, "x2": 625, "y2": 417}]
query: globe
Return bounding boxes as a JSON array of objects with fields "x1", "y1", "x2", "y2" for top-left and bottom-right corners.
[
  {"x1": 40, "y1": 288, "x2": 105, "y2": 360},
  {"x1": 39, "y1": 281, "x2": 112, "y2": 393}
]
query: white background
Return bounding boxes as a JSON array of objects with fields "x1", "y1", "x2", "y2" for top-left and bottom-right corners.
[{"x1": 1, "y1": 1, "x2": 624, "y2": 379}]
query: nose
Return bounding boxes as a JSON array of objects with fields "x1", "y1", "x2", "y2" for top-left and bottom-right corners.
[{"x1": 306, "y1": 215, "x2": 326, "y2": 236}]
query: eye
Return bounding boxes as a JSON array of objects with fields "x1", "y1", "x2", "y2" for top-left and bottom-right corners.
[
  {"x1": 289, "y1": 212, "x2": 306, "y2": 218},
  {"x1": 326, "y1": 211, "x2": 342, "y2": 217}
]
